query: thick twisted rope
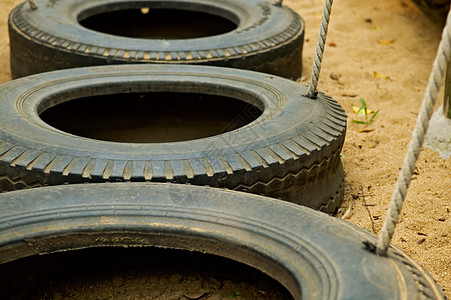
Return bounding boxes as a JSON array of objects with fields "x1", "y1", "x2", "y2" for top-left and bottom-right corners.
[
  {"x1": 376, "y1": 9, "x2": 451, "y2": 256},
  {"x1": 307, "y1": 0, "x2": 334, "y2": 99}
]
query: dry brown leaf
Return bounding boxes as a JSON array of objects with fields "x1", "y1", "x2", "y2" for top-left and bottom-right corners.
[
  {"x1": 373, "y1": 71, "x2": 390, "y2": 79},
  {"x1": 342, "y1": 93, "x2": 358, "y2": 97},
  {"x1": 378, "y1": 39, "x2": 395, "y2": 45},
  {"x1": 359, "y1": 128, "x2": 375, "y2": 133},
  {"x1": 416, "y1": 238, "x2": 426, "y2": 245},
  {"x1": 184, "y1": 292, "x2": 211, "y2": 299}
]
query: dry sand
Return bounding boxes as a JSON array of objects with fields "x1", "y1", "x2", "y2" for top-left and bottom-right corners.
[
  {"x1": 287, "y1": 0, "x2": 450, "y2": 296},
  {"x1": 0, "y1": 0, "x2": 449, "y2": 298}
]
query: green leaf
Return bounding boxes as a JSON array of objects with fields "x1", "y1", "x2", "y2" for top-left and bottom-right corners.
[
  {"x1": 369, "y1": 109, "x2": 380, "y2": 123},
  {"x1": 352, "y1": 119, "x2": 367, "y2": 124},
  {"x1": 356, "y1": 106, "x2": 365, "y2": 115},
  {"x1": 359, "y1": 98, "x2": 367, "y2": 108}
]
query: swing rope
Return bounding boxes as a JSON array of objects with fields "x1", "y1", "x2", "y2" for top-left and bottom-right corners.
[
  {"x1": 309, "y1": 0, "x2": 450, "y2": 255},
  {"x1": 307, "y1": 0, "x2": 334, "y2": 99},
  {"x1": 376, "y1": 8, "x2": 451, "y2": 255}
]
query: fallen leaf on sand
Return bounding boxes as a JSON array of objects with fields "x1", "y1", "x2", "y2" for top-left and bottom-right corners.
[
  {"x1": 353, "y1": 105, "x2": 374, "y2": 115},
  {"x1": 378, "y1": 39, "x2": 395, "y2": 45},
  {"x1": 184, "y1": 292, "x2": 210, "y2": 299},
  {"x1": 342, "y1": 93, "x2": 357, "y2": 97},
  {"x1": 416, "y1": 238, "x2": 426, "y2": 245},
  {"x1": 359, "y1": 128, "x2": 375, "y2": 133},
  {"x1": 374, "y1": 71, "x2": 390, "y2": 79}
]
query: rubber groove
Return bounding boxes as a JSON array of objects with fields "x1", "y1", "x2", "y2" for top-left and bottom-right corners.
[
  {"x1": 10, "y1": 4, "x2": 303, "y2": 64},
  {"x1": 0, "y1": 174, "x2": 43, "y2": 190}
]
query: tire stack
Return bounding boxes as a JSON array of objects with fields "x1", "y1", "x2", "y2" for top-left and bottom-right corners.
[
  {"x1": 0, "y1": 1, "x2": 445, "y2": 299},
  {"x1": 3, "y1": 0, "x2": 346, "y2": 213}
]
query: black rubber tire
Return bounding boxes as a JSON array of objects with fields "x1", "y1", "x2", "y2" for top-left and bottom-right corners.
[
  {"x1": 0, "y1": 64, "x2": 346, "y2": 213},
  {"x1": 0, "y1": 183, "x2": 445, "y2": 299},
  {"x1": 9, "y1": 0, "x2": 304, "y2": 79}
]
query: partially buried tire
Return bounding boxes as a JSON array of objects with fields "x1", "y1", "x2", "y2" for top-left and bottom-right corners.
[
  {"x1": 9, "y1": 0, "x2": 304, "y2": 79},
  {"x1": 0, "y1": 183, "x2": 445, "y2": 299},
  {"x1": 0, "y1": 64, "x2": 346, "y2": 213}
]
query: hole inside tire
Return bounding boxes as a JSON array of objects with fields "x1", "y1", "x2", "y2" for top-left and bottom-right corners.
[
  {"x1": 39, "y1": 92, "x2": 263, "y2": 143},
  {"x1": 79, "y1": 8, "x2": 237, "y2": 39},
  {"x1": 0, "y1": 247, "x2": 294, "y2": 299}
]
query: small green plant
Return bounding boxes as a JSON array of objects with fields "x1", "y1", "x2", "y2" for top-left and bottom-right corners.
[
  {"x1": 230, "y1": 291, "x2": 241, "y2": 298},
  {"x1": 352, "y1": 98, "x2": 380, "y2": 125}
]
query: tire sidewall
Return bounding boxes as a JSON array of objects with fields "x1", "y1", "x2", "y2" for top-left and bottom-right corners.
[
  {"x1": 9, "y1": 0, "x2": 304, "y2": 78},
  {"x1": 0, "y1": 65, "x2": 341, "y2": 161}
]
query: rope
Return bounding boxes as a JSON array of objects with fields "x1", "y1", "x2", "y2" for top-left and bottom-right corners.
[
  {"x1": 307, "y1": 0, "x2": 334, "y2": 99},
  {"x1": 375, "y1": 9, "x2": 451, "y2": 256}
]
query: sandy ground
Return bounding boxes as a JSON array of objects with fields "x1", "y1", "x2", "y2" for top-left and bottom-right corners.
[
  {"x1": 0, "y1": 0, "x2": 449, "y2": 298},
  {"x1": 287, "y1": 0, "x2": 451, "y2": 296}
]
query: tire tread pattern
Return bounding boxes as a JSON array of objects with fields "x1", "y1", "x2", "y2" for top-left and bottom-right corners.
[
  {"x1": 10, "y1": 4, "x2": 302, "y2": 64},
  {"x1": 0, "y1": 94, "x2": 346, "y2": 187}
]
